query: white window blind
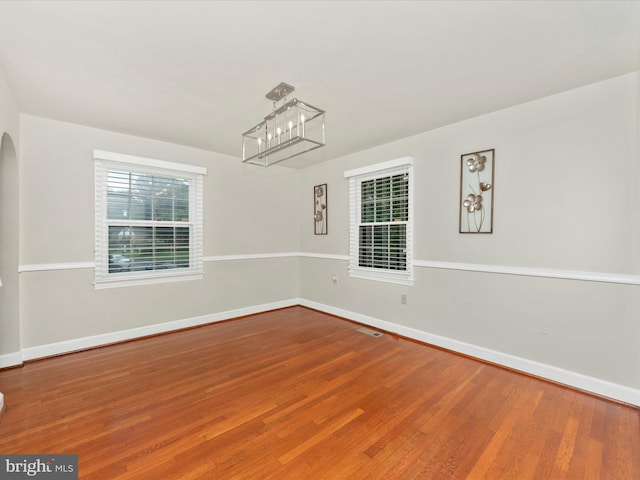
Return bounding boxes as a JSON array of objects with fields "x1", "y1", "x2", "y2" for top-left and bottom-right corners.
[
  {"x1": 345, "y1": 157, "x2": 414, "y2": 285},
  {"x1": 94, "y1": 150, "x2": 206, "y2": 288}
]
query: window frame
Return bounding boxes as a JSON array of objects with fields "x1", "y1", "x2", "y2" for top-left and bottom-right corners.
[
  {"x1": 94, "y1": 150, "x2": 206, "y2": 289},
  {"x1": 345, "y1": 157, "x2": 414, "y2": 286}
]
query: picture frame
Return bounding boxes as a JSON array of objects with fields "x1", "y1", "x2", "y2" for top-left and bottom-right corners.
[
  {"x1": 459, "y1": 149, "x2": 494, "y2": 234},
  {"x1": 314, "y1": 184, "x2": 327, "y2": 235}
]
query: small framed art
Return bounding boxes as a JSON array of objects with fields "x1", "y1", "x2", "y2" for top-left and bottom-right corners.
[
  {"x1": 314, "y1": 184, "x2": 327, "y2": 235},
  {"x1": 459, "y1": 149, "x2": 494, "y2": 233}
]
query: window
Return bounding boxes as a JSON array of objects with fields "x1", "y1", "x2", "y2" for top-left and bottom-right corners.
[
  {"x1": 345, "y1": 157, "x2": 413, "y2": 285},
  {"x1": 94, "y1": 150, "x2": 206, "y2": 288}
]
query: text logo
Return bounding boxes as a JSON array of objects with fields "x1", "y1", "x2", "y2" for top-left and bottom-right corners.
[{"x1": 0, "y1": 455, "x2": 77, "y2": 479}]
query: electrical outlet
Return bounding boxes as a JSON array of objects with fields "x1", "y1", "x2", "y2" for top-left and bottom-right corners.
[
  {"x1": 332, "y1": 274, "x2": 338, "y2": 285},
  {"x1": 401, "y1": 294, "x2": 407, "y2": 304}
]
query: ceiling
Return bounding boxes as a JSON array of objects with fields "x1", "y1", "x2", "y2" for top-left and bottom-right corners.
[{"x1": 0, "y1": 1, "x2": 639, "y2": 168}]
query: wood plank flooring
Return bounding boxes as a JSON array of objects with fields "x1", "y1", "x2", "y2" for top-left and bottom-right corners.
[{"x1": 0, "y1": 306, "x2": 638, "y2": 479}]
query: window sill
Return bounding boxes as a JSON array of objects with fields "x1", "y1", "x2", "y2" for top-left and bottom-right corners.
[
  {"x1": 349, "y1": 269, "x2": 414, "y2": 286},
  {"x1": 94, "y1": 272, "x2": 203, "y2": 289}
]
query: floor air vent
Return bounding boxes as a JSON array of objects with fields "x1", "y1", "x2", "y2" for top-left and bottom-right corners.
[{"x1": 357, "y1": 327, "x2": 383, "y2": 337}]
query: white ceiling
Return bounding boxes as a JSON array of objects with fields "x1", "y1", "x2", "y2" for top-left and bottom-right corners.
[{"x1": 0, "y1": 1, "x2": 639, "y2": 167}]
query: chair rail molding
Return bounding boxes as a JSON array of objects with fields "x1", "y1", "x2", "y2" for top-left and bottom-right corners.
[{"x1": 17, "y1": 255, "x2": 640, "y2": 285}]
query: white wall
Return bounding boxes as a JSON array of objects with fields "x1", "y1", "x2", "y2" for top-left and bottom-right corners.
[
  {"x1": 299, "y1": 73, "x2": 640, "y2": 399},
  {"x1": 0, "y1": 69, "x2": 20, "y2": 364},
  {"x1": 18, "y1": 115, "x2": 301, "y2": 349},
  {"x1": 0, "y1": 70, "x2": 18, "y2": 138}
]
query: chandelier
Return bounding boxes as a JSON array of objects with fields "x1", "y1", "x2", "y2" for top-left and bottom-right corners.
[{"x1": 242, "y1": 82, "x2": 325, "y2": 166}]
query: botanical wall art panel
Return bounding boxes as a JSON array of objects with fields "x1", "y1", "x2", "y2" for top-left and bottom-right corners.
[
  {"x1": 459, "y1": 149, "x2": 494, "y2": 233},
  {"x1": 314, "y1": 183, "x2": 327, "y2": 235}
]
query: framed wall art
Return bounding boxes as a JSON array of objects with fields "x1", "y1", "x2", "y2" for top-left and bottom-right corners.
[
  {"x1": 314, "y1": 183, "x2": 327, "y2": 235},
  {"x1": 459, "y1": 149, "x2": 494, "y2": 234}
]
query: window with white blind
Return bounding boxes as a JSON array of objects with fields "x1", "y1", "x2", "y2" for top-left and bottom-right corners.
[
  {"x1": 345, "y1": 157, "x2": 414, "y2": 285},
  {"x1": 94, "y1": 150, "x2": 206, "y2": 288}
]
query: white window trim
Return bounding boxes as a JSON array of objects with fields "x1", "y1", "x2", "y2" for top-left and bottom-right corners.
[
  {"x1": 345, "y1": 157, "x2": 414, "y2": 286},
  {"x1": 94, "y1": 150, "x2": 206, "y2": 289}
]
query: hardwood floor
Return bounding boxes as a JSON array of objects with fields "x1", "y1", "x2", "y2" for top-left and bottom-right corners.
[{"x1": 0, "y1": 306, "x2": 638, "y2": 479}]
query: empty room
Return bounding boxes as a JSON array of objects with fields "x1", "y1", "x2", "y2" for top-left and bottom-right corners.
[{"x1": 0, "y1": 1, "x2": 639, "y2": 479}]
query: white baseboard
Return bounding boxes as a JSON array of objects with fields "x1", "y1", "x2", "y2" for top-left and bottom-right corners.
[
  {"x1": 299, "y1": 299, "x2": 640, "y2": 407},
  {"x1": 20, "y1": 299, "x2": 299, "y2": 362},
  {"x1": 6, "y1": 297, "x2": 639, "y2": 407},
  {"x1": 0, "y1": 351, "x2": 23, "y2": 369}
]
